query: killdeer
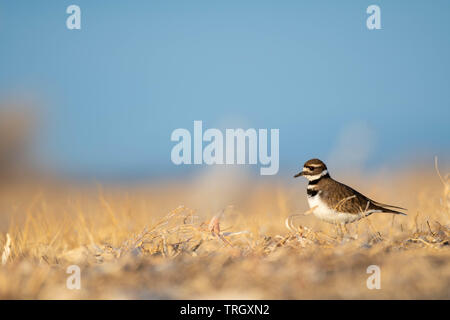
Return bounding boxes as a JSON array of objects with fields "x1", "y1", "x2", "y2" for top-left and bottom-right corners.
[{"x1": 294, "y1": 158, "x2": 406, "y2": 224}]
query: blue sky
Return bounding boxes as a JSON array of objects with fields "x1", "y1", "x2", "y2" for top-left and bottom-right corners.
[{"x1": 0, "y1": 1, "x2": 449, "y2": 179}]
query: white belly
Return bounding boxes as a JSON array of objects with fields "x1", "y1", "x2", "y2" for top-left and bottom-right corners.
[{"x1": 307, "y1": 195, "x2": 363, "y2": 224}]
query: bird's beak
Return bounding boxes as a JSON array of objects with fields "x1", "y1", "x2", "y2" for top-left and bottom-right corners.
[{"x1": 294, "y1": 171, "x2": 304, "y2": 178}]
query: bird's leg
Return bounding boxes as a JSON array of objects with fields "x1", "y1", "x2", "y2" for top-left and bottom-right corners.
[
  {"x1": 366, "y1": 218, "x2": 382, "y2": 243},
  {"x1": 333, "y1": 223, "x2": 339, "y2": 238},
  {"x1": 334, "y1": 223, "x2": 344, "y2": 240},
  {"x1": 342, "y1": 223, "x2": 349, "y2": 234},
  {"x1": 340, "y1": 223, "x2": 352, "y2": 241},
  {"x1": 349, "y1": 222, "x2": 359, "y2": 240}
]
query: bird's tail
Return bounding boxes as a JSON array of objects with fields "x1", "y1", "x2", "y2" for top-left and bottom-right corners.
[
  {"x1": 380, "y1": 207, "x2": 407, "y2": 215},
  {"x1": 371, "y1": 200, "x2": 407, "y2": 215}
]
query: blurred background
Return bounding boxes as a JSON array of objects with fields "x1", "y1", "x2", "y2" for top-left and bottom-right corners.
[
  {"x1": 0, "y1": 1, "x2": 449, "y2": 300},
  {"x1": 0, "y1": 0, "x2": 449, "y2": 183}
]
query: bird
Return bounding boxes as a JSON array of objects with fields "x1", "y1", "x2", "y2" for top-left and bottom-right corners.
[{"x1": 294, "y1": 158, "x2": 406, "y2": 225}]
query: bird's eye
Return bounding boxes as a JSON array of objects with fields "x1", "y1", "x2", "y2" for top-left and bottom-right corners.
[{"x1": 308, "y1": 167, "x2": 314, "y2": 171}]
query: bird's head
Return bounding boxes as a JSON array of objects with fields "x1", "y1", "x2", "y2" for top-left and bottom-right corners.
[{"x1": 294, "y1": 158, "x2": 329, "y2": 181}]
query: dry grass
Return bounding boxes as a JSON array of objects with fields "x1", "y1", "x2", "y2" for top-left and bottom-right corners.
[{"x1": 0, "y1": 165, "x2": 449, "y2": 299}]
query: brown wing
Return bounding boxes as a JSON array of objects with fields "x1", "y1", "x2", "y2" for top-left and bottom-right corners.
[{"x1": 320, "y1": 180, "x2": 406, "y2": 215}]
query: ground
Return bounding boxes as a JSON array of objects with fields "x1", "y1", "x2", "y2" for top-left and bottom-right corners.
[{"x1": 0, "y1": 167, "x2": 449, "y2": 299}]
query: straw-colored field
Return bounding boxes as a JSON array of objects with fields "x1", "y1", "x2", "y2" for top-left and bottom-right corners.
[{"x1": 0, "y1": 165, "x2": 449, "y2": 299}]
